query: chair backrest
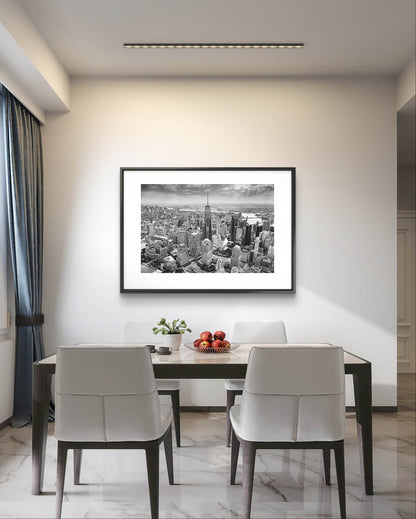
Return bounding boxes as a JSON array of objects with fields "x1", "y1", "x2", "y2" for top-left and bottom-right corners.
[
  {"x1": 231, "y1": 320, "x2": 287, "y2": 343},
  {"x1": 239, "y1": 344, "x2": 345, "y2": 442},
  {"x1": 55, "y1": 344, "x2": 163, "y2": 442},
  {"x1": 122, "y1": 321, "x2": 158, "y2": 344}
]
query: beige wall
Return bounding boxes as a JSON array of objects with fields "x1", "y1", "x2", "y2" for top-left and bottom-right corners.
[
  {"x1": 397, "y1": 58, "x2": 416, "y2": 110},
  {"x1": 42, "y1": 76, "x2": 397, "y2": 406}
]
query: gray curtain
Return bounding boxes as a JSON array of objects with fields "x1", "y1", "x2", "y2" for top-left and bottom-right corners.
[{"x1": 2, "y1": 87, "x2": 45, "y2": 427}]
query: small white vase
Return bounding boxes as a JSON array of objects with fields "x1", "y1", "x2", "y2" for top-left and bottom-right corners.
[{"x1": 164, "y1": 334, "x2": 182, "y2": 352}]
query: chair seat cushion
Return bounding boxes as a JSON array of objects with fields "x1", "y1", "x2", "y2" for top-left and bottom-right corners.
[
  {"x1": 230, "y1": 401, "x2": 297, "y2": 442},
  {"x1": 225, "y1": 379, "x2": 244, "y2": 391},
  {"x1": 55, "y1": 397, "x2": 173, "y2": 442},
  {"x1": 160, "y1": 404, "x2": 173, "y2": 435},
  {"x1": 156, "y1": 379, "x2": 180, "y2": 391},
  {"x1": 230, "y1": 393, "x2": 345, "y2": 443},
  {"x1": 229, "y1": 405, "x2": 242, "y2": 436}
]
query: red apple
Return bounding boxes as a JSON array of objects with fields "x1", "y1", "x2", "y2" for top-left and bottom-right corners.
[
  {"x1": 211, "y1": 339, "x2": 223, "y2": 350},
  {"x1": 193, "y1": 339, "x2": 202, "y2": 348},
  {"x1": 200, "y1": 331, "x2": 213, "y2": 341},
  {"x1": 221, "y1": 340, "x2": 231, "y2": 350},
  {"x1": 199, "y1": 340, "x2": 211, "y2": 351},
  {"x1": 214, "y1": 330, "x2": 226, "y2": 341}
]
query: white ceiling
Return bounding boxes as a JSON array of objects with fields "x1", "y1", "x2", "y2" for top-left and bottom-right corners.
[{"x1": 21, "y1": 0, "x2": 415, "y2": 77}]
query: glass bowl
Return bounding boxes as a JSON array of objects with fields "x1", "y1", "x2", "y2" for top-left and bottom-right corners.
[{"x1": 183, "y1": 342, "x2": 241, "y2": 354}]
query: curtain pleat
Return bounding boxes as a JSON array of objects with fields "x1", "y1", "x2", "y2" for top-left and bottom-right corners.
[{"x1": 2, "y1": 87, "x2": 45, "y2": 427}]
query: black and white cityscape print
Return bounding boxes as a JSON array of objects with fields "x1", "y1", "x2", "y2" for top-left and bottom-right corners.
[{"x1": 141, "y1": 184, "x2": 275, "y2": 274}]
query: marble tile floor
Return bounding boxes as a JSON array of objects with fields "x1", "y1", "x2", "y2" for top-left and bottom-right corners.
[{"x1": 0, "y1": 375, "x2": 414, "y2": 519}]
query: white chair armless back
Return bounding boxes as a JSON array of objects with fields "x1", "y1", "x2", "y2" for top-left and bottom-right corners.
[
  {"x1": 238, "y1": 344, "x2": 345, "y2": 442},
  {"x1": 122, "y1": 321, "x2": 181, "y2": 393},
  {"x1": 55, "y1": 345, "x2": 165, "y2": 442},
  {"x1": 122, "y1": 321, "x2": 157, "y2": 344},
  {"x1": 231, "y1": 320, "x2": 287, "y2": 343}
]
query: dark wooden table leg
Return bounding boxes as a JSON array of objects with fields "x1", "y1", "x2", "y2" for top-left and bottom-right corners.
[
  {"x1": 353, "y1": 363, "x2": 373, "y2": 495},
  {"x1": 32, "y1": 363, "x2": 52, "y2": 494}
]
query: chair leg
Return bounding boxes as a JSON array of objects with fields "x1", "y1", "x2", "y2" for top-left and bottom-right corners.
[
  {"x1": 334, "y1": 442, "x2": 346, "y2": 519},
  {"x1": 323, "y1": 448, "x2": 331, "y2": 485},
  {"x1": 145, "y1": 441, "x2": 160, "y2": 519},
  {"x1": 74, "y1": 449, "x2": 82, "y2": 485},
  {"x1": 170, "y1": 390, "x2": 181, "y2": 447},
  {"x1": 56, "y1": 441, "x2": 68, "y2": 519},
  {"x1": 163, "y1": 426, "x2": 174, "y2": 485},
  {"x1": 230, "y1": 427, "x2": 240, "y2": 484},
  {"x1": 226, "y1": 390, "x2": 237, "y2": 447},
  {"x1": 241, "y1": 440, "x2": 257, "y2": 519}
]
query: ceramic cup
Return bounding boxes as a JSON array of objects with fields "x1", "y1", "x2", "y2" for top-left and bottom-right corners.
[
  {"x1": 145, "y1": 344, "x2": 156, "y2": 353},
  {"x1": 158, "y1": 346, "x2": 172, "y2": 355}
]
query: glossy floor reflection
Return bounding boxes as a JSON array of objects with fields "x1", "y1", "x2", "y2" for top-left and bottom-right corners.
[{"x1": 0, "y1": 375, "x2": 414, "y2": 518}]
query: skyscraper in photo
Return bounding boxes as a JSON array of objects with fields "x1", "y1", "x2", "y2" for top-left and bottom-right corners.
[
  {"x1": 176, "y1": 229, "x2": 188, "y2": 246},
  {"x1": 244, "y1": 223, "x2": 252, "y2": 246},
  {"x1": 201, "y1": 238, "x2": 213, "y2": 265},
  {"x1": 203, "y1": 191, "x2": 212, "y2": 241},
  {"x1": 230, "y1": 244, "x2": 241, "y2": 268},
  {"x1": 231, "y1": 212, "x2": 239, "y2": 242}
]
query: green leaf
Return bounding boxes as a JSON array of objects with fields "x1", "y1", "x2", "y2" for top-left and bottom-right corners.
[{"x1": 154, "y1": 318, "x2": 189, "y2": 335}]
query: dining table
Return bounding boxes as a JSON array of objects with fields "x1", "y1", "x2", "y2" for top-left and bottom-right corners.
[{"x1": 31, "y1": 343, "x2": 373, "y2": 496}]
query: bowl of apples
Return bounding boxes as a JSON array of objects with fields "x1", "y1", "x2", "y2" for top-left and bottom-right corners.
[{"x1": 184, "y1": 331, "x2": 240, "y2": 353}]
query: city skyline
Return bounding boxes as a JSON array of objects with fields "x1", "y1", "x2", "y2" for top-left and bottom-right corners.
[
  {"x1": 140, "y1": 183, "x2": 275, "y2": 275},
  {"x1": 141, "y1": 183, "x2": 274, "y2": 206}
]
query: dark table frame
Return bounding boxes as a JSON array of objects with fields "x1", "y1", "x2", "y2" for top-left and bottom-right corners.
[{"x1": 32, "y1": 352, "x2": 373, "y2": 495}]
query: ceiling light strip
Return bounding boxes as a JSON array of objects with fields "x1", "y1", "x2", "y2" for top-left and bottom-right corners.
[{"x1": 124, "y1": 43, "x2": 304, "y2": 49}]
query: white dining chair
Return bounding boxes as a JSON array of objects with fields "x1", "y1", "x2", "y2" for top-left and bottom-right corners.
[
  {"x1": 225, "y1": 320, "x2": 287, "y2": 446},
  {"x1": 122, "y1": 321, "x2": 182, "y2": 447},
  {"x1": 55, "y1": 344, "x2": 174, "y2": 519},
  {"x1": 230, "y1": 344, "x2": 346, "y2": 519}
]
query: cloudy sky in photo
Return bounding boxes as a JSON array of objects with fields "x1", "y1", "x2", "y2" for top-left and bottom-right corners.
[{"x1": 141, "y1": 184, "x2": 274, "y2": 206}]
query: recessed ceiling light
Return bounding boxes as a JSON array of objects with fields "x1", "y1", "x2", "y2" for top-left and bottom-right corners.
[{"x1": 123, "y1": 42, "x2": 304, "y2": 50}]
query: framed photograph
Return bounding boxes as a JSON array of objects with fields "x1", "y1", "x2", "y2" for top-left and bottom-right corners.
[{"x1": 120, "y1": 167, "x2": 295, "y2": 293}]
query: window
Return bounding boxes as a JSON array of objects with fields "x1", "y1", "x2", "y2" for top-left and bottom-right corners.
[{"x1": 0, "y1": 86, "x2": 8, "y2": 332}]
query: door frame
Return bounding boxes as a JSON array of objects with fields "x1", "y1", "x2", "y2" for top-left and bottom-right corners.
[{"x1": 397, "y1": 210, "x2": 416, "y2": 373}]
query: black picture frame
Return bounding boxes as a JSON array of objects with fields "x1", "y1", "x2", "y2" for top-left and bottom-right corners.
[{"x1": 120, "y1": 167, "x2": 295, "y2": 293}]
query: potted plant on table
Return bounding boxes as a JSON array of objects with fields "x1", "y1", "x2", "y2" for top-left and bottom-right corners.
[{"x1": 153, "y1": 318, "x2": 192, "y2": 351}]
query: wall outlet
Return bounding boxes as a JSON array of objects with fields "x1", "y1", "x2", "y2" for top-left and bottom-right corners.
[{"x1": 6, "y1": 311, "x2": 11, "y2": 328}]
